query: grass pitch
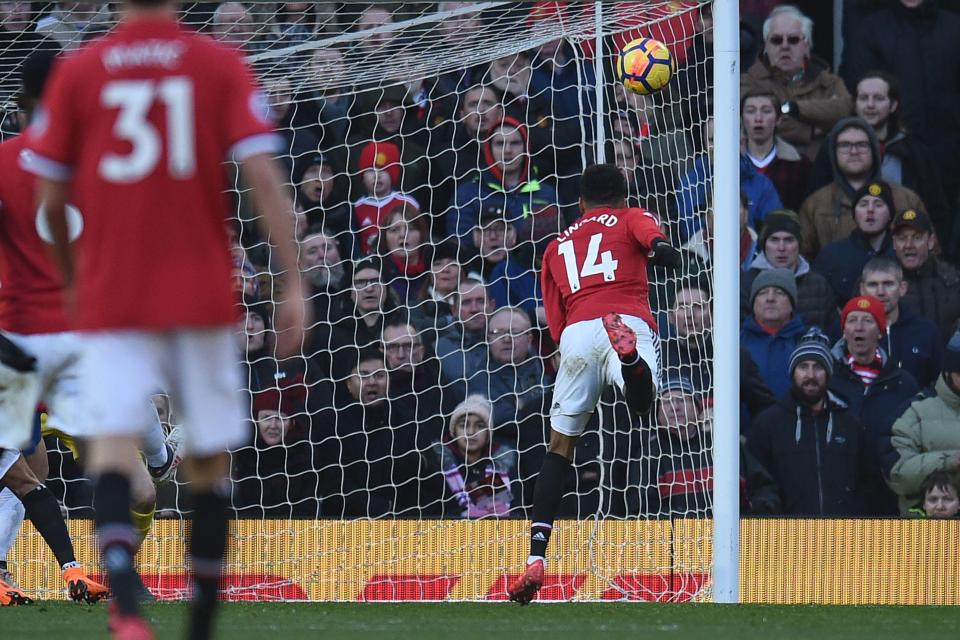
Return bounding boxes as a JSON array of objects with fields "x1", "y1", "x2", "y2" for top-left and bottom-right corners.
[{"x1": 4, "y1": 601, "x2": 960, "y2": 639}]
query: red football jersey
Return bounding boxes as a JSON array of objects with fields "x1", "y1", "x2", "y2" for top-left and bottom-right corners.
[
  {"x1": 23, "y1": 17, "x2": 280, "y2": 331},
  {"x1": 353, "y1": 192, "x2": 419, "y2": 255},
  {"x1": 0, "y1": 136, "x2": 71, "y2": 334},
  {"x1": 541, "y1": 206, "x2": 665, "y2": 344}
]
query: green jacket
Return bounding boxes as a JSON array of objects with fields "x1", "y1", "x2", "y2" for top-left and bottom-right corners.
[{"x1": 888, "y1": 376, "x2": 960, "y2": 514}]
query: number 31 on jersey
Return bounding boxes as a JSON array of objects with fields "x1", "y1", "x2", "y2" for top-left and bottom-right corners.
[
  {"x1": 557, "y1": 232, "x2": 619, "y2": 292},
  {"x1": 99, "y1": 77, "x2": 196, "y2": 183}
]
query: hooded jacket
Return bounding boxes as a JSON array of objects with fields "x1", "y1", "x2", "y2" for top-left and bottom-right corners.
[
  {"x1": 447, "y1": 116, "x2": 562, "y2": 255},
  {"x1": 807, "y1": 124, "x2": 948, "y2": 237},
  {"x1": 741, "y1": 251, "x2": 837, "y2": 330},
  {"x1": 798, "y1": 118, "x2": 925, "y2": 259},
  {"x1": 748, "y1": 390, "x2": 867, "y2": 516},
  {"x1": 887, "y1": 374, "x2": 960, "y2": 514},
  {"x1": 828, "y1": 339, "x2": 920, "y2": 514},
  {"x1": 741, "y1": 53, "x2": 853, "y2": 159}
]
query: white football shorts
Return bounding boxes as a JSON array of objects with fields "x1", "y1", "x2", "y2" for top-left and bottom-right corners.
[
  {"x1": 76, "y1": 327, "x2": 245, "y2": 457},
  {"x1": 550, "y1": 314, "x2": 661, "y2": 437},
  {"x1": 0, "y1": 331, "x2": 80, "y2": 450},
  {"x1": 0, "y1": 447, "x2": 20, "y2": 478}
]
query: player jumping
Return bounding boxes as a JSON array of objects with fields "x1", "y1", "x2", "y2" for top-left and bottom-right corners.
[
  {"x1": 507, "y1": 163, "x2": 681, "y2": 604},
  {"x1": 23, "y1": 1, "x2": 307, "y2": 638}
]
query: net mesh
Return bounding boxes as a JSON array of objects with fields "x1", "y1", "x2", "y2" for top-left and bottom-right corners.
[{"x1": 3, "y1": 0, "x2": 716, "y2": 602}]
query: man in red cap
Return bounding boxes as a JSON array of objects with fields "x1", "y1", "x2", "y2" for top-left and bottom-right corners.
[{"x1": 829, "y1": 294, "x2": 919, "y2": 515}]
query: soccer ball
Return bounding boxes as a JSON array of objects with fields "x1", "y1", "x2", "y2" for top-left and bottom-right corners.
[{"x1": 617, "y1": 37, "x2": 674, "y2": 95}]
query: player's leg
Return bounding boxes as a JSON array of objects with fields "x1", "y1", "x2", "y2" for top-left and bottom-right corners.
[
  {"x1": 183, "y1": 453, "x2": 232, "y2": 640},
  {"x1": 602, "y1": 313, "x2": 660, "y2": 415},
  {"x1": 509, "y1": 320, "x2": 601, "y2": 605},
  {"x1": 0, "y1": 485, "x2": 30, "y2": 606},
  {"x1": 0, "y1": 412, "x2": 45, "y2": 599},
  {"x1": 173, "y1": 328, "x2": 246, "y2": 640},
  {"x1": 129, "y1": 462, "x2": 156, "y2": 550},
  {"x1": 79, "y1": 331, "x2": 165, "y2": 626},
  {"x1": 0, "y1": 450, "x2": 109, "y2": 602}
]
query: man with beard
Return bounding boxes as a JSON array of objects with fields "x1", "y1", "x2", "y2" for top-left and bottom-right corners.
[
  {"x1": 798, "y1": 118, "x2": 924, "y2": 259},
  {"x1": 299, "y1": 229, "x2": 346, "y2": 325},
  {"x1": 748, "y1": 329, "x2": 867, "y2": 516},
  {"x1": 890, "y1": 208, "x2": 960, "y2": 342},
  {"x1": 829, "y1": 295, "x2": 920, "y2": 514},
  {"x1": 859, "y1": 257, "x2": 943, "y2": 389}
]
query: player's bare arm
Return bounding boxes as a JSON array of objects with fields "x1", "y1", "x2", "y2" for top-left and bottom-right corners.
[
  {"x1": 35, "y1": 178, "x2": 75, "y2": 312},
  {"x1": 241, "y1": 152, "x2": 311, "y2": 359}
]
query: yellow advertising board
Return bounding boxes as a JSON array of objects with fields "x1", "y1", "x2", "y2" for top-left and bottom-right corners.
[{"x1": 9, "y1": 518, "x2": 959, "y2": 604}]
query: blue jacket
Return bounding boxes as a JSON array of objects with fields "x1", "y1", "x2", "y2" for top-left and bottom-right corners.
[
  {"x1": 740, "y1": 314, "x2": 807, "y2": 398},
  {"x1": 446, "y1": 170, "x2": 562, "y2": 254},
  {"x1": 813, "y1": 229, "x2": 895, "y2": 303},
  {"x1": 487, "y1": 256, "x2": 542, "y2": 319},
  {"x1": 828, "y1": 340, "x2": 920, "y2": 515},
  {"x1": 885, "y1": 306, "x2": 944, "y2": 391},
  {"x1": 673, "y1": 154, "x2": 782, "y2": 244}
]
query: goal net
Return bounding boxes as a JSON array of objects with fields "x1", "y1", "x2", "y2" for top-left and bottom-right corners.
[{"x1": 4, "y1": 0, "x2": 717, "y2": 602}]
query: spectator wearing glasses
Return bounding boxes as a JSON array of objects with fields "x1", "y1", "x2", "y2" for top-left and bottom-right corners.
[
  {"x1": 799, "y1": 118, "x2": 924, "y2": 260},
  {"x1": 467, "y1": 207, "x2": 543, "y2": 323},
  {"x1": 474, "y1": 306, "x2": 552, "y2": 432},
  {"x1": 740, "y1": 5, "x2": 852, "y2": 161},
  {"x1": 382, "y1": 320, "x2": 455, "y2": 449},
  {"x1": 808, "y1": 71, "x2": 950, "y2": 255}
]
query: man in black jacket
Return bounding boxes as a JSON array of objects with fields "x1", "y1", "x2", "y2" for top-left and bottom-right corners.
[{"x1": 748, "y1": 329, "x2": 868, "y2": 516}]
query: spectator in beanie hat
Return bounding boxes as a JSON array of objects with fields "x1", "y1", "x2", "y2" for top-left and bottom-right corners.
[
  {"x1": 740, "y1": 268, "x2": 808, "y2": 397},
  {"x1": 352, "y1": 140, "x2": 419, "y2": 256},
  {"x1": 814, "y1": 180, "x2": 897, "y2": 303},
  {"x1": 429, "y1": 394, "x2": 518, "y2": 518},
  {"x1": 741, "y1": 209, "x2": 836, "y2": 329},
  {"x1": 829, "y1": 294, "x2": 920, "y2": 515},
  {"x1": 747, "y1": 327, "x2": 868, "y2": 516},
  {"x1": 888, "y1": 329, "x2": 960, "y2": 515}
]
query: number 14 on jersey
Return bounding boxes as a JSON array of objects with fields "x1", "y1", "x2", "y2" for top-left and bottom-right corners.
[{"x1": 557, "y1": 232, "x2": 619, "y2": 292}]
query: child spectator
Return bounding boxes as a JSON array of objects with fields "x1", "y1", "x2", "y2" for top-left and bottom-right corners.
[
  {"x1": 376, "y1": 203, "x2": 431, "y2": 305},
  {"x1": 909, "y1": 471, "x2": 960, "y2": 519},
  {"x1": 352, "y1": 140, "x2": 419, "y2": 255},
  {"x1": 431, "y1": 395, "x2": 517, "y2": 518}
]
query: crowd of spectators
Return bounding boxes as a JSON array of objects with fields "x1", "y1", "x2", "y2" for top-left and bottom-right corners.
[{"x1": 3, "y1": 1, "x2": 960, "y2": 521}]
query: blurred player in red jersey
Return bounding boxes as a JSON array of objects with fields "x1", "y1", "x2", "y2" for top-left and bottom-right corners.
[
  {"x1": 0, "y1": 48, "x2": 118, "y2": 608},
  {"x1": 508, "y1": 163, "x2": 681, "y2": 604},
  {"x1": 22, "y1": 1, "x2": 307, "y2": 638}
]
